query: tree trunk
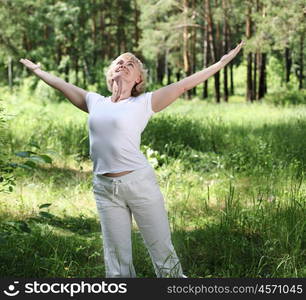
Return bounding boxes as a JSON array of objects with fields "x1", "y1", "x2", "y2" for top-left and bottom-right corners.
[
  {"x1": 215, "y1": 0, "x2": 221, "y2": 103},
  {"x1": 167, "y1": 66, "x2": 172, "y2": 85},
  {"x1": 253, "y1": 52, "x2": 257, "y2": 100},
  {"x1": 165, "y1": 45, "x2": 172, "y2": 84},
  {"x1": 191, "y1": 23, "x2": 197, "y2": 96},
  {"x1": 246, "y1": 2, "x2": 253, "y2": 102},
  {"x1": 247, "y1": 53, "x2": 253, "y2": 102},
  {"x1": 83, "y1": 71, "x2": 86, "y2": 87},
  {"x1": 215, "y1": 0, "x2": 221, "y2": 60},
  {"x1": 83, "y1": 57, "x2": 88, "y2": 87},
  {"x1": 230, "y1": 63, "x2": 234, "y2": 95},
  {"x1": 92, "y1": 0, "x2": 98, "y2": 65},
  {"x1": 183, "y1": 0, "x2": 192, "y2": 99},
  {"x1": 206, "y1": 0, "x2": 220, "y2": 103},
  {"x1": 299, "y1": 31, "x2": 304, "y2": 89},
  {"x1": 56, "y1": 45, "x2": 62, "y2": 66},
  {"x1": 65, "y1": 63, "x2": 69, "y2": 83},
  {"x1": 228, "y1": 24, "x2": 234, "y2": 95},
  {"x1": 75, "y1": 56, "x2": 79, "y2": 86},
  {"x1": 191, "y1": 0, "x2": 197, "y2": 96},
  {"x1": 258, "y1": 52, "x2": 266, "y2": 99},
  {"x1": 284, "y1": 47, "x2": 292, "y2": 83},
  {"x1": 156, "y1": 52, "x2": 165, "y2": 84},
  {"x1": 8, "y1": 56, "x2": 12, "y2": 90},
  {"x1": 165, "y1": 47, "x2": 169, "y2": 84},
  {"x1": 202, "y1": 9, "x2": 209, "y2": 99},
  {"x1": 133, "y1": 0, "x2": 140, "y2": 50},
  {"x1": 222, "y1": 0, "x2": 229, "y2": 102},
  {"x1": 116, "y1": 0, "x2": 123, "y2": 54},
  {"x1": 99, "y1": 2, "x2": 106, "y2": 62},
  {"x1": 264, "y1": 53, "x2": 267, "y2": 94}
]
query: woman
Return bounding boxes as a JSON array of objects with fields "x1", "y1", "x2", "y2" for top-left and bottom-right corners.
[{"x1": 19, "y1": 40, "x2": 244, "y2": 278}]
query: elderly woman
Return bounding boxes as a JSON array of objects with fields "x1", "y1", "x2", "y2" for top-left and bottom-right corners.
[{"x1": 19, "y1": 40, "x2": 244, "y2": 278}]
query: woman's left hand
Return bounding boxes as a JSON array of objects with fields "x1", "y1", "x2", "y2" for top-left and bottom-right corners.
[
  {"x1": 219, "y1": 40, "x2": 245, "y2": 66},
  {"x1": 19, "y1": 58, "x2": 42, "y2": 72}
]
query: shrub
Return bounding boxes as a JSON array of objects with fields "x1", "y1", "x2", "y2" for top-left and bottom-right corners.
[
  {"x1": 265, "y1": 87, "x2": 306, "y2": 107},
  {"x1": 0, "y1": 100, "x2": 15, "y2": 193}
]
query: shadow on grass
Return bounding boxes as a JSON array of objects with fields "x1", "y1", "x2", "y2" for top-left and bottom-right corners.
[
  {"x1": 0, "y1": 211, "x2": 154, "y2": 277},
  {"x1": 15, "y1": 165, "x2": 93, "y2": 188},
  {"x1": 0, "y1": 212, "x2": 103, "y2": 277},
  {"x1": 1, "y1": 200, "x2": 305, "y2": 278}
]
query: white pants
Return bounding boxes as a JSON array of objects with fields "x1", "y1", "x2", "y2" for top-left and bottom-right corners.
[{"x1": 92, "y1": 164, "x2": 185, "y2": 278}]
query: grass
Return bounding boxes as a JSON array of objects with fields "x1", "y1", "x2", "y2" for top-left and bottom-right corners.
[{"x1": 0, "y1": 84, "x2": 305, "y2": 278}]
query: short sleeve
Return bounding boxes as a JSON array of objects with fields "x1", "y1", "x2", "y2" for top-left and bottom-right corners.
[
  {"x1": 145, "y1": 92, "x2": 155, "y2": 117},
  {"x1": 85, "y1": 92, "x2": 104, "y2": 113},
  {"x1": 85, "y1": 92, "x2": 95, "y2": 113}
]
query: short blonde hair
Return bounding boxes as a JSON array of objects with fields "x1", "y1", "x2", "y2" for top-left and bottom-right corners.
[{"x1": 105, "y1": 52, "x2": 148, "y2": 97}]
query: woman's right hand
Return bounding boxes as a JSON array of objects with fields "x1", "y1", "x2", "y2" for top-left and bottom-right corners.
[
  {"x1": 19, "y1": 58, "x2": 89, "y2": 113},
  {"x1": 19, "y1": 58, "x2": 41, "y2": 72}
]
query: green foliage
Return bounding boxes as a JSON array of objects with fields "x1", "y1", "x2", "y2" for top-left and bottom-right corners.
[
  {"x1": 12, "y1": 150, "x2": 53, "y2": 170},
  {"x1": 0, "y1": 100, "x2": 15, "y2": 193},
  {"x1": 141, "y1": 145, "x2": 167, "y2": 168},
  {"x1": 265, "y1": 88, "x2": 306, "y2": 106},
  {"x1": 34, "y1": 78, "x2": 64, "y2": 103},
  {"x1": 266, "y1": 55, "x2": 284, "y2": 90}
]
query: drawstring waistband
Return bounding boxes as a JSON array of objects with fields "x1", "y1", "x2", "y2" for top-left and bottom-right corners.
[
  {"x1": 112, "y1": 179, "x2": 121, "y2": 196},
  {"x1": 94, "y1": 166, "x2": 154, "y2": 197}
]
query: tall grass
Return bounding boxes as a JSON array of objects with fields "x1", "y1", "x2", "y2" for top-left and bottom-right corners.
[{"x1": 0, "y1": 85, "x2": 305, "y2": 278}]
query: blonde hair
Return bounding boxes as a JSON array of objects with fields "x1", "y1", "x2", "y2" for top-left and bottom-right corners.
[{"x1": 105, "y1": 52, "x2": 148, "y2": 97}]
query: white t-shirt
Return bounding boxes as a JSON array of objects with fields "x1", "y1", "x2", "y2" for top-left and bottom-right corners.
[{"x1": 85, "y1": 91, "x2": 156, "y2": 174}]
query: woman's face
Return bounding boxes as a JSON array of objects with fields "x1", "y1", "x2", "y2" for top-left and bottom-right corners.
[{"x1": 112, "y1": 57, "x2": 141, "y2": 85}]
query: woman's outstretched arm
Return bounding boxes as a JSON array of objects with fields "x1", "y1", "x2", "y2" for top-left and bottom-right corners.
[
  {"x1": 151, "y1": 40, "x2": 245, "y2": 113},
  {"x1": 19, "y1": 59, "x2": 88, "y2": 113}
]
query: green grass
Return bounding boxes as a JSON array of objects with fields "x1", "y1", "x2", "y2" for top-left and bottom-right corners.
[{"x1": 0, "y1": 85, "x2": 305, "y2": 278}]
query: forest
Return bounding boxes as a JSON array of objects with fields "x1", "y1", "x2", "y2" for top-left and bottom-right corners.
[{"x1": 0, "y1": 0, "x2": 305, "y2": 279}]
